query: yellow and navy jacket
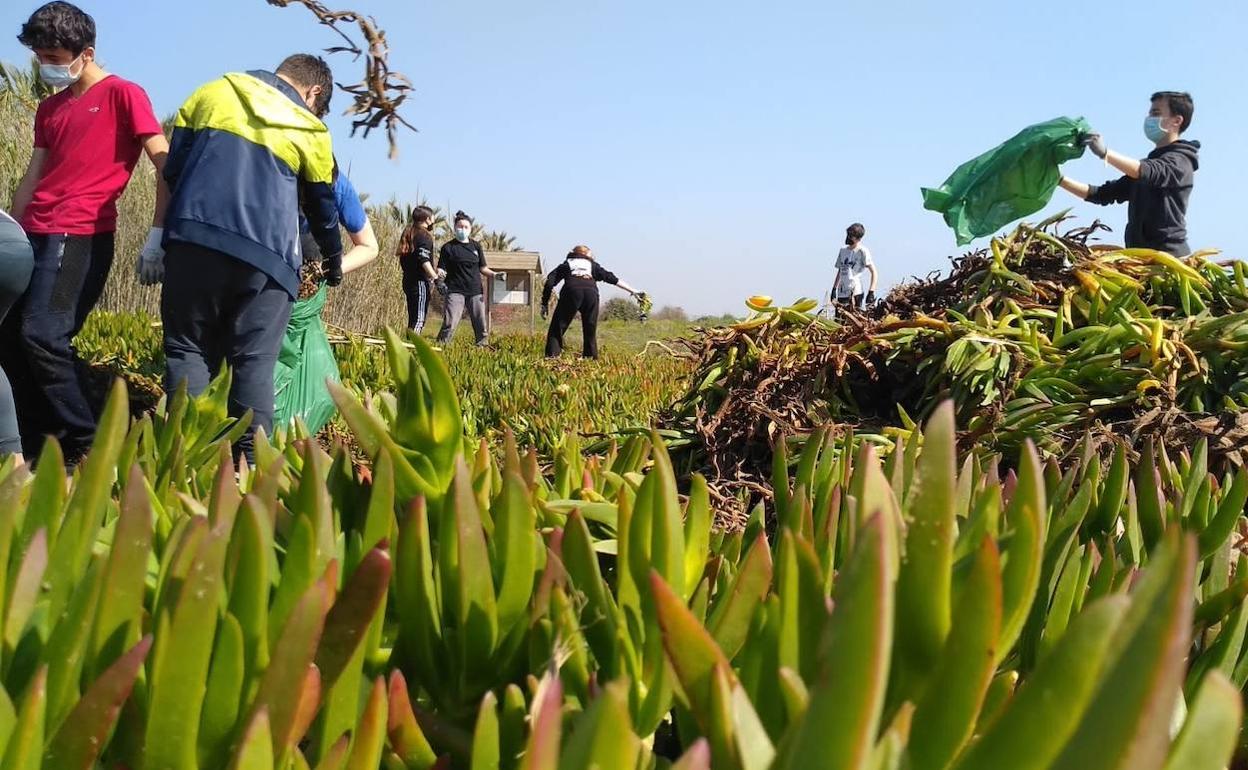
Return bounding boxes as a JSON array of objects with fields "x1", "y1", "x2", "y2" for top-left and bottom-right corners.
[{"x1": 163, "y1": 70, "x2": 342, "y2": 297}]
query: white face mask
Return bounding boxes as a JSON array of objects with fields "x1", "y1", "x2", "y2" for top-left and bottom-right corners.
[{"x1": 39, "y1": 53, "x2": 85, "y2": 89}]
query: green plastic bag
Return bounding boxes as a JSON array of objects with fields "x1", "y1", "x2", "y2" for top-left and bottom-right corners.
[
  {"x1": 273, "y1": 284, "x2": 340, "y2": 434},
  {"x1": 922, "y1": 116, "x2": 1090, "y2": 246}
]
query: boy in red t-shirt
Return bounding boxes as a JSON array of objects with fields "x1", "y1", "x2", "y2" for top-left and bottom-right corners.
[{"x1": 1, "y1": 1, "x2": 168, "y2": 462}]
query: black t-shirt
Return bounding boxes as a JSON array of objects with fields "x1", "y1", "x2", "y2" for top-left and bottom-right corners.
[
  {"x1": 400, "y1": 229, "x2": 435, "y2": 280},
  {"x1": 439, "y1": 239, "x2": 487, "y2": 296}
]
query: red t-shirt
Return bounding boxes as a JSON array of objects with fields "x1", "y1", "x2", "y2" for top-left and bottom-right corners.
[{"x1": 22, "y1": 75, "x2": 162, "y2": 235}]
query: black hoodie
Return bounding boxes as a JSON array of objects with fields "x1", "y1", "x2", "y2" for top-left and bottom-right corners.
[
  {"x1": 1086, "y1": 139, "x2": 1200, "y2": 256},
  {"x1": 541, "y1": 253, "x2": 619, "y2": 306}
]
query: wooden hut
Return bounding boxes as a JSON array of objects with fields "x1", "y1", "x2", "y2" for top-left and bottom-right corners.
[{"x1": 482, "y1": 250, "x2": 544, "y2": 334}]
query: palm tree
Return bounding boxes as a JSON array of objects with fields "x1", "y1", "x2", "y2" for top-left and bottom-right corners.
[
  {"x1": 480, "y1": 230, "x2": 522, "y2": 252},
  {"x1": 0, "y1": 59, "x2": 53, "y2": 110},
  {"x1": 367, "y1": 197, "x2": 449, "y2": 240}
]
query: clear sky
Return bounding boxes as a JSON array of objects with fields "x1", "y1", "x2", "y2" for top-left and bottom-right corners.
[{"x1": 3, "y1": 0, "x2": 1246, "y2": 315}]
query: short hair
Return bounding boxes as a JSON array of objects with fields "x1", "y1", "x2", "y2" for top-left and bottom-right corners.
[
  {"x1": 454, "y1": 210, "x2": 473, "y2": 226},
  {"x1": 1152, "y1": 91, "x2": 1194, "y2": 133},
  {"x1": 846, "y1": 223, "x2": 866, "y2": 241},
  {"x1": 571, "y1": 245, "x2": 592, "y2": 258},
  {"x1": 18, "y1": 2, "x2": 95, "y2": 55},
  {"x1": 277, "y1": 54, "x2": 333, "y2": 116}
]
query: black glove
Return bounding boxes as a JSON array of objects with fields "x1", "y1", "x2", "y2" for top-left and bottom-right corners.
[
  {"x1": 435, "y1": 279, "x2": 448, "y2": 295},
  {"x1": 1079, "y1": 132, "x2": 1107, "y2": 159},
  {"x1": 322, "y1": 255, "x2": 343, "y2": 287},
  {"x1": 866, "y1": 291, "x2": 876, "y2": 305},
  {"x1": 541, "y1": 305, "x2": 549, "y2": 320}
]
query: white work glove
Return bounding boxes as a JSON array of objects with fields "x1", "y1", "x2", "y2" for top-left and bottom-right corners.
[
  {"x1": 138, "y1": 227, "x2": 165, "y2": 286},
  {"x1": 436, "y1": 267, "x2": 447, "y2": 280}
]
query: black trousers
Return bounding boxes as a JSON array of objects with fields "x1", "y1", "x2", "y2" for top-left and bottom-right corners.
[
  {"x1": 161, "y1": 241, "x2": 292, "y2": 464},
  {"x1": 0, "y1": 232, "x2": 114, "y2": 461},
  {"x1": 545, "y1": 283, "x2": 600, "y2": 358},
  {"x1": 403, "y1": 275, "x2": 430, "y2": 333},
  {"x1": 835, "y1": 293, "x2": 864, "y2": 316}
]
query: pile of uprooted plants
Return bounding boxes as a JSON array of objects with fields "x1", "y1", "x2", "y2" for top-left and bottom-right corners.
[{"x1": 660, "y1": 215, "x2": 1248, "y2": 519}]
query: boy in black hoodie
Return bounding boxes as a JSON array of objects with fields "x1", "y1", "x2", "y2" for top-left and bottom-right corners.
[{"x1": 1059, "y1": 91, "x2": 1199, "y2": 256}]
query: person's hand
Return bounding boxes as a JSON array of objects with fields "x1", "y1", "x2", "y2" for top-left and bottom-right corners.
[
  {"x1": 866, "y1": 290, "x2": 876, "y2": 305},
  {"x1": 436, "y1": 267, "x2": 447, "y2": 280},
  {"x1": 322, "y1": 254, "x2": 343, "y2": 287},
  {"x1": 137, "y1": 227, "x2": 165, "y2": 286},
  {"x1": 435, "y1": 278, "x2": 448, "y2": 295},
  {"x1": 1079, "y1": 132, "x2": 1107, "y2": 159},
  {"x1": 541, "y1": 304, "x2": 549, "y2": 320}
]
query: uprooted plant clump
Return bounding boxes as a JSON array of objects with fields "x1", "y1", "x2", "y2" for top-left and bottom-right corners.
[{"x1": 660, "y1": 214, "x2": 1248, "y2": 521}]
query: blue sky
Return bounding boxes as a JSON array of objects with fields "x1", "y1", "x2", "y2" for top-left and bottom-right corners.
[{"x1": 4, "y1": 0, "x2": 1246, "y2": 315}]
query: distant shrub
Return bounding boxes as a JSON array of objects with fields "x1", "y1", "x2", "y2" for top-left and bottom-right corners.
[
  {"x1": 651, "y1": 305, "x2": 688, "y2": 322},
  {"x1": 601, "y1": 297, "x2": 640, "y2": 322}
]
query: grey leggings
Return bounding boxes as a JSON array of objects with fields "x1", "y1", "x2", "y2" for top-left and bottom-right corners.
[
  {"x1": 0, "y1": 217, "x2": 34, "y2": 456},
  {"x1": 437, "y1": 292, "x2": 488, "y2": 345}
]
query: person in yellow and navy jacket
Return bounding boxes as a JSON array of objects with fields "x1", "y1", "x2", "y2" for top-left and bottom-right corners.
[{"x1": 155, "y1": 54, "x2": 343, "y2": 463}]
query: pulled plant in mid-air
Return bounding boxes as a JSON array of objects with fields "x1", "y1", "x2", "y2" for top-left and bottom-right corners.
[{"x1": 267, "y1": 0, "x2": 416, "y2": 158}]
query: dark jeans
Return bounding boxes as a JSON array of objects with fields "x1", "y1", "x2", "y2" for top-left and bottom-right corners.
[
  {"x1": 0, "y1": 232, "x2": 114, "y2": 460},
  {"x1": 0, "y1": 219, "x2": 34, "y2": 456},
  {"x1": 545, "y1": 284, "x2": 600, "y2": 358},
  {"x1": 161, "y1": 241, "x2": 292, "y2": 463},
  {"x1": 403, "y1": 275, "x2": 430, "y2": 332}
]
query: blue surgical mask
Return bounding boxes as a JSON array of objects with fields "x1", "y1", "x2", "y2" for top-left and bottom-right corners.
[
  {"x1": 1144, "y1": 116, "x2": 1169, "y2": 143},
  {"x1": 39, "y1": 55, "x2": 84, "y2": 89},
  {"x1": 454, "y1": 227, "x2": 470, "y2": 242}
]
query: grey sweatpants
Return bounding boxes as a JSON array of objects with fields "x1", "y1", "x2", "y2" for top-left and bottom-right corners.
[{"x1": 437, "y1": 292, "x2": 488, "y2": 345}]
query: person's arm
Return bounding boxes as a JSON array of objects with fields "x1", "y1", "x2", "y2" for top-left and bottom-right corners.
[
  {"x1": 831, "y1": 259, "x2": 846, "y2": 297},
  {"x1": 478, "y1": 247, "x2": 499, "y2": 277},
  {"x1": 1103, "y1": 149, "x2": 1141, "y2": 180},
  {"x1": 1136, "y1": 152, "x2": 1195, "y2": 189},
  {"x1": 417, "y1": 237, "x2": 439, "y2": 280},
  {"x1": 1059, "y1": 176, "x2": 1091, "y2": 200},
  {"x1": 9, "y1": 148, "x2": 46, "y2": 222},
  {"x1": 142, "y1": 134, "x2": 170, "y2": 226},
  {"x1": 1063, "y1": 174, "x2": 1132, "y2": 206},
  {"x1": 342, "y1": 219, "x2": 379, "y2": 274},
  {"x1": 866, "y1": 262, "x2": 878, "y2": 292},
  {"x1": 332, "y1": 174, "x2": 377, "y2": 274},
  {"x1": 298, "y1": 142, "x2": 343, "y2": 285},
  {"x1": 136, "y1": 134, "x2": 171, "y2": 285},
  {"x1": 1079, "y1": 133, "x2": 1142, "y2": 180},
  {"x1": 541, "y1": 264, "x2": 568, "y2": 307},
  {"x1": 592, "y1": 262, "x2": 636, "y2": 294}
]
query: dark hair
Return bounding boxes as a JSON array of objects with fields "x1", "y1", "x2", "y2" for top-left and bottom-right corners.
[
  {"x1": 454, "y1": 210, "x2": 473, "y2": 226},
  {"x1": 18, "y1": 2, "x2": 95, "y2": 55},
  {"x1": 1151, "y1": 91, "x2": 1194, "y2": 133},
  {"x1": 277, "y1": 53, "x2": 333, "y2": 116},
  {"x1": 845, "y1": 222, "x2": 866, "y2": 246},
  {"x1": 412, "y1": 205, "x2": 435, "y2": 227},
  {"x1": 398, "y1": 206, "x2": 435, "y2": 254}
]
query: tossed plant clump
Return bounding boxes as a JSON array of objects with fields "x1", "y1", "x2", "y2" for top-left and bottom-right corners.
[{"x1": 663, "y1": 216, "x2": 1248, "y2": 504}]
